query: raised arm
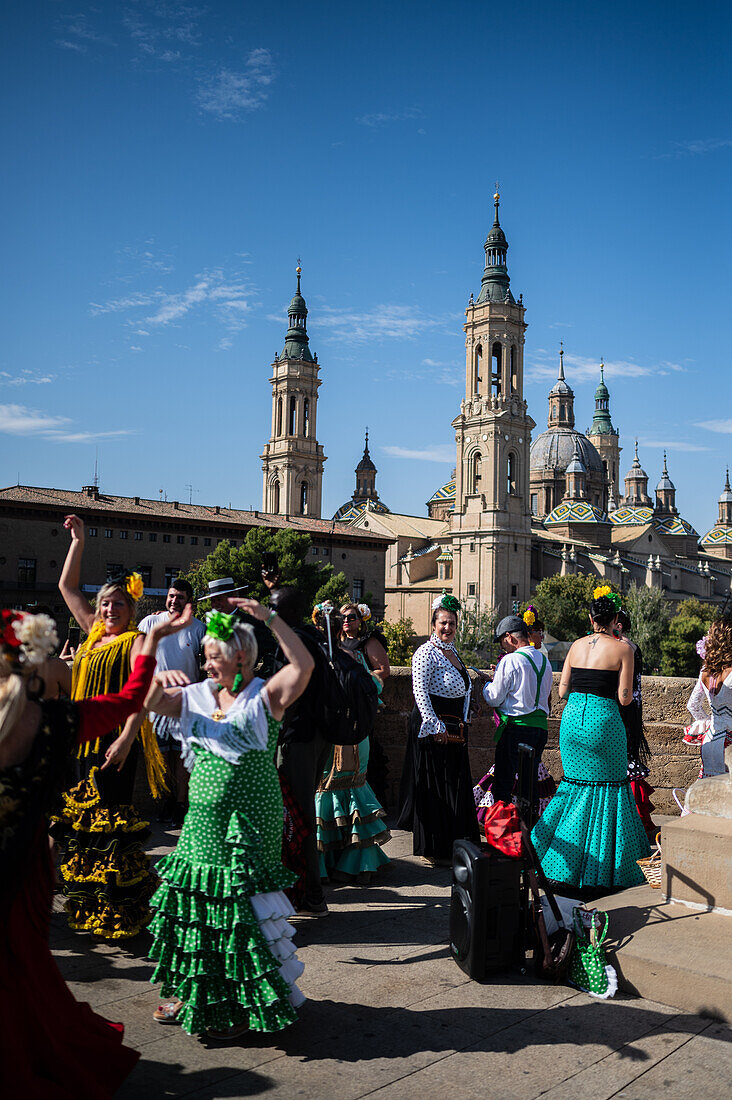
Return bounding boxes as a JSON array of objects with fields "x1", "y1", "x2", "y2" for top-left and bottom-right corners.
[
  {"x1": 59, "y1": 514, "x2": 96, "y2": 634},
  {"x1": 225, "y1": 597, "x2": 312, "y2": 720}
]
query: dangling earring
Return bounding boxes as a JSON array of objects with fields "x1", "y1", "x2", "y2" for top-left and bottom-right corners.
[{"x1": 232, "y1": 671, "x2": 244, "y2": 694}]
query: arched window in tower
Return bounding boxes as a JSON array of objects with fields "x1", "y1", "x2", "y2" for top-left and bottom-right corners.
[
  {"x1": 560, "y1": 402, "x2": 565, "y2": 421},
  {"x1": 303, "y1": 397, "x2": 310, "y2": 437},
  {"x1": 507, "y1": 452, "x2": 517, "y2": 496},
  {"x1": 272, "y1": 479, "x2": 280, "y2": 513},
  {"x1": 491, "y1": 343, "x2": 502, "y2": 397},
  {"x1": 470, "y1": 452, "x2": 482, "y2": 495},
  {"x1": 474, "y1": 345, "x2": 482, "y2": 393},
  {"x1": 276, "y1": 396, "x2": 283, "y2": 436},
  {"x1": 510, "y1": 345, "x2": 518, "y2": 393},
  {"x1": 288, "y1": 396, "x2": 296, "y2": 435},
  {"x1": 300, "y1": 480, "x2": 309, "y2": 515}
]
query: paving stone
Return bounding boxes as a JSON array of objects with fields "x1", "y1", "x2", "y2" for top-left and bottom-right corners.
[{"x1": 611, "y1": 1025, "x2": 732, "y2": 1099}]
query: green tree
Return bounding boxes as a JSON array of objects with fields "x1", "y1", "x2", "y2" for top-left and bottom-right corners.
[
  {"x1": 660, "y1": 598, "x2": 718, "y2": 677},
  {"x1": 531, "y1": 573, "x2": 599, "y2": 642},
  {"x1": 378, "y1": 617, "x2": 417, "y2": 666},
  {"x1": 184, "y1": 530, "x2": 348, "y2": 619},
  {"x1": 623, "y1": 583, "x2": 672, "y2": 673},
  {"x1": 455, "y1": 603, "x2": 499, "y2": 668}
]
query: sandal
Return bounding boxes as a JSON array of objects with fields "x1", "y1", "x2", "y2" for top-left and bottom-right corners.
[
  {"x1": 153, "y1": 1000, "x2": 184, "y2": 1024},
  {"x1": 204, "y1": 1022, "x2": 249, "y2": 1042}
]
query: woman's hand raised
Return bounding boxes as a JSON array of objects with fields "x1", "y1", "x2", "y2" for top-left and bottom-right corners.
[
  {"x1": 226, "y1": 597, "x2": 268, "y2": 621},
  {"x1": 63, "y1": 514, "x2": 85, "y2": 543}
]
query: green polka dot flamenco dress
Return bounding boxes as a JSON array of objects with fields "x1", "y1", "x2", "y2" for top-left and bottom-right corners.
[
  {"x1": 531, "y1": 668, "x2": 650, "y2": 890},
  {"x1": 148, "y1": 680, "x2": 305, "y2": 1036}
]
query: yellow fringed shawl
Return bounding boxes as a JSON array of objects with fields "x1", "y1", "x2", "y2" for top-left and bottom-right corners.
[{"x1": 71, "y1": 627, "x2": 167, "y2": 799}]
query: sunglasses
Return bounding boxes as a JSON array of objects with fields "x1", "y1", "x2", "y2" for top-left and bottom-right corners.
[{"x1": 342, "y1": 614, "x2": 360, "y2": 622}]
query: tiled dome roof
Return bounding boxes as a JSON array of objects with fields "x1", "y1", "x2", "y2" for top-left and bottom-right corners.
[
  {"x1": 530, "y1": 429, "x2": 604, "y2": 474},
  {"x1": 544, "y1": 500, "x2": 608, "y2": 526},
  {"x1": 427, "y1": 477, "x2": 456, "y2": 506},
  {"x1": 332, "y1": 498, "x2": 390, "y2": 522}
]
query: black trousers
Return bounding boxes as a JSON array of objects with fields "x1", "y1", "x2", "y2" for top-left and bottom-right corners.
[
  {"x1": 492, "y1": 721, "x2": 547, "y2": 806},
  {"x1": 278, "y1": 732, "x2": 331, "y2": 906}
]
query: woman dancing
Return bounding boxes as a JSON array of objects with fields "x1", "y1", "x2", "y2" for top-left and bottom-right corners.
[
  {"x1": 143, "y1": 599, "x2": 314, "y2": 1040},
  {"x1": 0, "y1": 606, "x2": 190, "y2": 1097},
  {"x1": 53, "y1": 514, "x2": 166, "y2": 939},
  {"x1": 315, "y1": 602, "x2": 391, "y2": 885},
  {"x1": 531, "y1": 588, "x2": 650, "y2": 890}
]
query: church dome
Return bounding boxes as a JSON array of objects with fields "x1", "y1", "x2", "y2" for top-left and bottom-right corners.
[
  {"x1": 427, "y1": 476, "x2": 456, "y2": 509},
  {"x1": 530, "y1": 428, "x2": 604, "y2": 475},
  {"x1": 544, "y1": 500, "x2": 608, "y2": 526},
  {"x1": 701, "y1": 526, "x2": 732, "y2": 547},
  {"x1": 333, "y1": 498, "x2": 390, "y2": 522},
  {"x1": 653, "y1": 514, "x2": 698, "y2": 537},
  {"x1": 609, "y1": 505, "x2": 653, "y2": 526}
]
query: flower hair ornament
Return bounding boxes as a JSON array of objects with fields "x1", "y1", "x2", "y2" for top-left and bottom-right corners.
[
  {"x1": 523, "y1": 605, "x2": 537, "y2": 627},
  {"x1": 431, "y1": 591, "x2": 461, "y2": 614},
  {"x1": 592, "y1": 585, "x2": 622, "y2": 613},
  {"x1": 696, "y1": 635, "x2": 708, "y2": 659},
  {"x1": 311, "y1": 601, "x2": 334, "y2": 625},
  {"x1": 357, "y1": 603, "x2": 372, "y2": 622},
  {"x1": 205, "y1": 611, "x2": 240, "y2": 645},
  {"x1": 1, "y1": 610, "x2": 58, "y2": 673},
  {"x1": 106, "y1": 569, "x2": 144, "y2": 602}
]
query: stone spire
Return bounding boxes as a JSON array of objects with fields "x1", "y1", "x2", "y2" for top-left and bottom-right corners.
[
  {"x1": 564, "y1": 436, "x2": 587, "y2": 500},
  {"x1": 282, "y1": 261, "x2": 314, "y2": 362},
  {"x1": 588, "y1": 362, "x2": 616, "y2": 436},
  {"x1": 719, "y1": 468, "x2": 732, "y2": 525},
  {"x1": 655, "y1": 451, "x2": 677, "y2": 514},
  {"x1": 476, "y1": 188, "x2": 515, "y2": 305},
  {"x1": 354, "y1": 429, "x2": 379, "y2": 500},
  {"x1": 547, "y1": 344, "x2": 575, "y2": 428},
  {"x1": 623, "y1": 440, "x2": 652, "y2": 506}
]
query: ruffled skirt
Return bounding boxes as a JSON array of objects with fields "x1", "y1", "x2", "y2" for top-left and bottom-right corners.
[
  {"x1": 149, "y1": 804, "x2": 305, "y2": 1036},
  {"x1": 316, "y1": 737, "x2": 391, "y2": 878},
  {"x1": 531, "y1": 693, "x2": 650, "y2": 888},
  {"x1": 51, "y1": 762, "x2": 157, "y2": 939}
]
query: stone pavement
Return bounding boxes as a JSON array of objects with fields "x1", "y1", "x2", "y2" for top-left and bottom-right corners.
[{"x1": 51, "y1": 828, "x2": 731, "y2": 1099}]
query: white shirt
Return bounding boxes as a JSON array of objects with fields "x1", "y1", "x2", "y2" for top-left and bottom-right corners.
[
  {"x1": 138, "y1": 611, "x2": 205, "y2": 684},
  {"x1": 483, "y1": 645, "x2": 552, "y2": 717},
  {"x1": 178, "y1": 677, "x2": 272, "y2": 766},
  {"x1": 411, "y1": 640, "x2": 471, "y2": 738}
]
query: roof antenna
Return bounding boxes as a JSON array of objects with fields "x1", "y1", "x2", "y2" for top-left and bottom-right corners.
[{"x1": 93, "y1": 446, "x2": 99, "y2": 489}]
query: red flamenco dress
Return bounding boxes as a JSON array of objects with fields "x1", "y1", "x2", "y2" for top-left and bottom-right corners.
[{"x1": 0, "y1": 656, "x2": 156, "y2": 1099}]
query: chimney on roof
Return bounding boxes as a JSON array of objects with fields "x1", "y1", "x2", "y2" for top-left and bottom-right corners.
[
  {"x1": 134, "y1": 496, "x2": 140, "y2": 506},
  {"x1": 173, "y1": 501, "x2": 179, "y2": 509},
  {"x1": 215, "y1": 505, "x2": 220, "y2": 514},
  {"x1": 82, "y1": 485, "x2": 99, "y2": 500}
]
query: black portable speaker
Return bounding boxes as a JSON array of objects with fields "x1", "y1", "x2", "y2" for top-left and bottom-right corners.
[{"x1": 450, "y1": 839, "x2": 522, "y2": 980}]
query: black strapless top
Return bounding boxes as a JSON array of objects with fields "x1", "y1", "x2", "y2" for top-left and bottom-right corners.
[{"x1": 570, "y1": 667, "x2": 619, "y2": 700}]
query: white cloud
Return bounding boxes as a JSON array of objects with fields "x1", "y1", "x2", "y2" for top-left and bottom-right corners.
[
  {"x1": 91, "y1": 268, "x2": 255, "y2": 335},
  {"x1": 197, "y1": 49, "x2": 275, "y2": 119},
  {"x1": 310, "y1": 304, "x2": 454, "y2": 343},
  {"x1": 382, "y1": 444, "x2": 455, "y2": 463},
  {"x1": 0, "y1": 403, "x2": 133, "y2": 443},
  {"x1": 638, "y1": 439, "x2": 711, "y2": 453},
  {"x1": 357, "y1": 107, "x2": 423, "y2": 127},
  {"x1": 526, "y1": 350, "x2": 687, "y2": 383},
  {"x1": 0, "y1": 370, "x2": 54, "y2": 387},
  {"x1": 655, "y1": 138, "x2": 732, "y2": 159},
  {"x1": 695, "y1": 419, "x2": 732, "y2": 434}
]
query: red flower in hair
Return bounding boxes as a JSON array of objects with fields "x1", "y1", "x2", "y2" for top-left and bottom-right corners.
[{"x1": 1, "y1": 610, "x2": 22, "y2": 649}]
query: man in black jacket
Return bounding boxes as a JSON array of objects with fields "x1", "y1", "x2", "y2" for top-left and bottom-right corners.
[{"x1": 269, "y1": 586, "x2": 331, "y2": 916}]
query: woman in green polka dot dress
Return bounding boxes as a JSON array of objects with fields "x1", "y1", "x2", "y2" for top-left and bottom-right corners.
[
  {"x1": 531, "y1": 590, "x2": 650, "y2": 890},
  {"x1": 142, "y1": 599, "x2": 314, "y2": 1040}
]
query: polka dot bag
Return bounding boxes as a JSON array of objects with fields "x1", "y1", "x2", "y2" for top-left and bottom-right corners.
[{"x1": 568, "y1": 909, "x2": 618, "y2": 999}]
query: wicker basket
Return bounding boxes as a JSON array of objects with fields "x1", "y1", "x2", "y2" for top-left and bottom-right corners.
[{"x1": 637, "y1": 832, "x2": 662, "y2": 889}]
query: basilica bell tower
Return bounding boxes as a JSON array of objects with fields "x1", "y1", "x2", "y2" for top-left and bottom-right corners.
[
  {"x1": 260, "y1": 265, "x2": 326, "y2": 517},
  {"x1": 451, "y1": 192, "x2": 535, "y2": 614}
]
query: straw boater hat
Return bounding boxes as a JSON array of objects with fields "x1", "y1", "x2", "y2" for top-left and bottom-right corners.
[{"x1": 196, "y1": 577, "x2": 248, "y2": 602}]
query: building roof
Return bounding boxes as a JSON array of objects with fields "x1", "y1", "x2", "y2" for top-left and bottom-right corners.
[
  {"x1": 350, "y1": 510, "x2": 448, "y2": 540},
  {"x1": 653, "y1": 514, "x2": 698, "y2": 537},
  {"x1": 332, "y1": 498, "x2": 390, "y2": 522},
  {"x1": 701, "y1": 526, "x2": 732, "y2": 546},
  {"x1": 530, "y1": 427, "x2": 604, "y2": 474},
  {"x1": 427, "y1": 477, "x2": 456, "y2": 507},
  {"x1": 609, "y1": 505, "x2": 653, "y2": 526},
  {"x1": 0, "y1": 484, "x2": 391, "y2": 544},
  {"x1": 544, "y1": 500, "x2": 608, "y2": 526}
]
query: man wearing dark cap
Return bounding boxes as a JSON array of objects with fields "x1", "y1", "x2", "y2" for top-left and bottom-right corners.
[
  {"x1": 200, "y1": 577, "x2": 277, "y2": 678},
  {"x1": 482, "y1": 614, "x2": 553, "y2": 807}
]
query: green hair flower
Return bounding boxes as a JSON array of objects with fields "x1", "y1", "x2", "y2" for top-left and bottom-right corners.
[
  {"x1": 607, "y1": 592, "x2": 622, "y2": 613},
  {"x1": 441, "y1": 594, "x2": 461, "y2": 613},
  {"x1": 205, "y1": 610, "x2": 236, "y2": 642}
]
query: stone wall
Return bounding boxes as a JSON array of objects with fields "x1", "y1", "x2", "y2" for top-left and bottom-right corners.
[{"x1": 376, "y1": 670, "x2": 703, "y2": 816}]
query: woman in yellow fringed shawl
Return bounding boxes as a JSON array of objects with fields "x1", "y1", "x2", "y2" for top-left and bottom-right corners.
[{"x1": 52, "y1": 514, "x2": 166, "y2": 939}]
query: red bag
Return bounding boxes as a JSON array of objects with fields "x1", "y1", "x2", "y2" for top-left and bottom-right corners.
[{"x1": 483, "y1": 800, "x2": 524, "y2": 858}]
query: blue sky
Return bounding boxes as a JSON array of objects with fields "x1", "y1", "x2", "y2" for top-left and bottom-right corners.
[{"x1": 1, "y1": 0, "x2": 730, "y2": 536}]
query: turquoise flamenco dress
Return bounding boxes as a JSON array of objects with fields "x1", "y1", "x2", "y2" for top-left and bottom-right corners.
[
  {"x1": 148, "y1": 679, "x2": 305, "y2": 1036},
  {"x1": 531, "y1": 668, "x2": 650, "y2": 889},
  {"x1": 316, "y1": 652, "x2": 391, "y2": 880}
]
